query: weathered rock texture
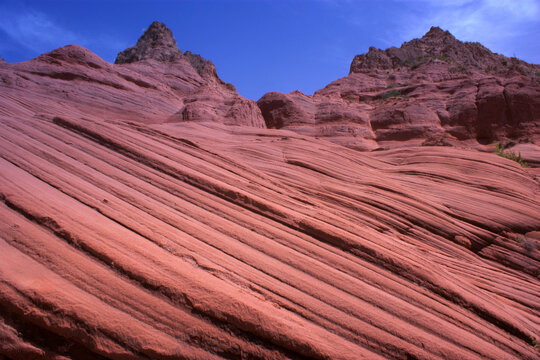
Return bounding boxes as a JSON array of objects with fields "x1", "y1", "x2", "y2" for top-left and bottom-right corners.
[
  {"x1": 258, "y1": 27, "x2": 540, "y2": 157},
  {"x1": 116, "y1": 21, "x2": 184, "y2": 64},
  {"x1": 0, "y1": 23, "x2": 539, "y2": 360},
  {"x1": 0, "y1": 21, "x2": 264, "y2": 128}
]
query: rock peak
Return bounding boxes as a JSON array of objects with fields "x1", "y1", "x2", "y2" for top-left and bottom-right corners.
[
  {"x1": 421, "y1": 26, "x2": 456, "y2": 42},
  {"x1": 424, "y1": 26, "x2": 445, "y2": 36},
  {"x1": 115, "y1": 21, "x2": 183, "y2": 64},
  {"x1": 114, "y1": 21, "x2": 236, "y2": 90},
  {"x1": 349, "y1": 25, "x2": 539, "y2": 76},
  {"x1": 140, "y1": 21, "x2": 177, "y2": 49}
]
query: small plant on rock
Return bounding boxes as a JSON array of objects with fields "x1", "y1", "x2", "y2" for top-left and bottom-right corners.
[
  {"x1": 449, "y1": 64, "x2": 467, "y2": 73},
  {"x1": 380, "y1": 89, "x2": 408, "y2": 100},
  {"x1": 436, "y1": 55, "x2": 452, "y2": 62},
  {"x1": 511, "y1": 235, "x2": 537, "y2": 253},
  {"x1": 530, "y1": 336, "x2": 538, "y2": 349},
  {"x1": 343, "y1": 95, "x2": 357, "y2": 104},
  {"x1": 494, "y1": 143, "x2": 529, "y2": 168}
]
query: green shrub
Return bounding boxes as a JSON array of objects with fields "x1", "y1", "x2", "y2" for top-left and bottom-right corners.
[
  {"x1": 449, "y1": 64, "x2": 467, "y2": 73},
  {"x1": 343, "y1": 95, "x2": 357, "y2": 104},
  {"x1": 494, "y1": 143, "x2": 529, "y2": 168},
  {"x1": 404, "y1": 56, "x2": 428, "y2": 70},
  {"x1": 512, "y1": 235, "x2": 537, "y2": 252},
  {"x1": 410, "y1": 62, "x2": 422, "y2": 70},
  {"x1": 380, "y1": 89, "x2": 408, "y2": 99},
  {"x1": 436, "y1": 55, "x2": 452, "y2": 62},
  {"x1": 387, "y1": 82, "x2": 410, "y2": 89}
]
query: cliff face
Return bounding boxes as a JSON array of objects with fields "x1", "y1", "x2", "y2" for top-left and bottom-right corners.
[
  {"x1": 258, "y1": 27, "x2": 540, "y2": 156},
  {"x1": 0, "y1": 23, "x2": 539, "y2": 360}
]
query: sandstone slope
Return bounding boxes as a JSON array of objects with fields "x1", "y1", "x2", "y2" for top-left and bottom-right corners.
[
  {"x1": 0, "y1": 21, "x2": 264, "y2": 127},
  {"x1": 0, "y1": 23, "x2": 539, "y2": 360}
]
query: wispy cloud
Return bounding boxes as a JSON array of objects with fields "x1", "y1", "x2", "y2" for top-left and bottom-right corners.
[
  {"x1": 394, "y1": 0, "x2": 539, "y2": 58},
  {"x1": 0, "y1": 2, "x2": 128, "y2": 61},
  {"x1": 0, "y1": 5, "x2": 80, "y2": 54}
]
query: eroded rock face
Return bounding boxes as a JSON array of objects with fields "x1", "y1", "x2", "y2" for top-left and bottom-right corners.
[
  {"x1": 350, "y1": 26, "x2": 539, "y2": 77},
  {"x1": 0, "y1": 21, "x2": 264, "y2": 127},
  {"x1": 258, "y1": 90, "x2": 377, "y2": 150},
  {"x1": 116, "y1": 21, "x2": 183, "y2": 64},
  {"x1": 1, "y1": 23, "x2": 539, "y2": 360},
  {"x1": 258, "y1": 27, "x2": 540, "y2": 155}
]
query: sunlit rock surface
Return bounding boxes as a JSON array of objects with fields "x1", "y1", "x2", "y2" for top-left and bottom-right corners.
[
  {"x1": 258, "y1": 27, "x2": 540, "y2": 156},
  {"x1": 0, "y1": 23, "x2": 539, "y2": 360}
]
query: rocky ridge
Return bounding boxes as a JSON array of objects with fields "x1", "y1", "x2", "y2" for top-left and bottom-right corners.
[
  {"x1": 0, "y1": 21, "x2": 264, "y2": 127},
  {"x1": 116, "y1": 21, "x2": 184, "y2": 64},
  {"x1": 258, "y1": 27, "x2": 540, "y2": 156},
  {"x1": 350, "y1": 26, "x2": 539, "y2": 77},
  {"x1": 116, "y1": 21, "x2": 236, "y2": 90},
  {"x1": 0, "y1": 23, "x2": 539, "y2": 359}
]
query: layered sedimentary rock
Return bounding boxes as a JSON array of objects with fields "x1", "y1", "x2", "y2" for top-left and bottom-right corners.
[
  {"x1": 0, "y1": 21, "x2": 264, "y2": 127},
  {"x1": 1, "y1": 114, "x2": 539, "y2": 360},
  {"x1": 0, "y1": 23, "x2": 539, "y2": 360},
  {"x1": 258, "y1": 27, "x2": 540, "y2": 154}
]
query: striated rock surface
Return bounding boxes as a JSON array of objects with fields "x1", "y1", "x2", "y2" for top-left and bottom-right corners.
[
  {"x1": 258, "y1": 27, "x2": 540, "y2": 156},
  {"x1": 1, "y1": 23, "x2": 540, "y2": 360},
  {"x1": 1, "y1": 114, "x2": 539, "y2": 360},
  {"x1": 0, "y1": 21, "x2": 264, "y2": 127}
]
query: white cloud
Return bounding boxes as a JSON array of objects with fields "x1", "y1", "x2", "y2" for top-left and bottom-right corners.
[
  {"x1": 0, "y1": 2, "x2": 128, "y2": 61},
  {"x1": 393, "y1": 0, "x2": 539, "y2": 58},
  {"x1": 0, "y1": 8, "x2": 80, "y2": 53},
  {"x1": 483, "y1": 0, "x2": 539, "y2": 19}
]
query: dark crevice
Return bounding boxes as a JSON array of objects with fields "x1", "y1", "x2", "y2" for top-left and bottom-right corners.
[
  {"x1": 117, "y1": 73, "x2": 156, "y2": 89},
  {"x1": 285, "y1": 159, "x2": 332, "y2": 177},
  {"x1": 0, "y1": 288, "x2": 131, "y2": 360},
  {"x1": 29, "y1": 71, "x2": 127, "y2": 90},
  {"x1": 502, "y1": 87, "x2": 515, "y2": 127}
]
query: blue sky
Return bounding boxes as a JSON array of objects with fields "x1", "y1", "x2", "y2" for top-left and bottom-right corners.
[{"x1": 0, "y1": 0, "x2": 538, "y2": 100}]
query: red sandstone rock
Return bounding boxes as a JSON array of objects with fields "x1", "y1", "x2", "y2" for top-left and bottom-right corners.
[
  {"x1": 0, "y1": 23, "x2": 539, "y2": 360},
  {"x1": 258, "y1": 27, "x2": 540, "y2": 158},
  {"x1": 0, "y1": 21, "x2": 264, "y2": 128}
]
